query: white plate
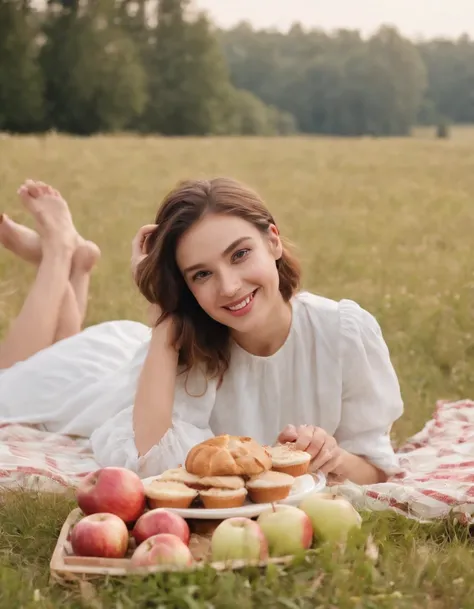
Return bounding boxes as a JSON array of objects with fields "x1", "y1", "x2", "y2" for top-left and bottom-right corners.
[{"x1": 141, "y1": 472, "x2": 326, "y2": 520}]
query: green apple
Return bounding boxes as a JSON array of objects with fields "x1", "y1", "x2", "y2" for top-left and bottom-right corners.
[
  {"x1": 299, "y1": 492, "x2": 362, "y2": 543},
  {"x1": 211, "y1": 517, "x2": 268, "y2": 562},
  {"x1": 257, "y1": 505, "x2": 313, "y2": 557}
]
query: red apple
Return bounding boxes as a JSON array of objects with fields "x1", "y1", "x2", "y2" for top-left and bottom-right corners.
[
  {"x1": 131, "y1": 534, "x2": 194, "y2": 568},
  {"x1": 76, "y1": 467, "x2": 146, "y2": 523},
  {"x1": 210, "y1": 517, "x2": 268, "y2": 562},
  {"x1": 132, "y1": 508, "x2": 190, "y2": 546},
  {"x1": 70, "y1": 513, "x2": 129, "y2": 558},
  {"x1": 257, "y1": 505, "x2": 313, "y2": 556}
]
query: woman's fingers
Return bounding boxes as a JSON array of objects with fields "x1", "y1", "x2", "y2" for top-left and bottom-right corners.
[
  {"x1": 311, "y1": 436, "x2": 338, "y2": 471},
  {"x1": 132, "y1": 224, "x2": 157, "y2": 255},
  {"x1": 291, "y1": 425, "x2": 313, "y2": 452},
  {"x1": 293, "y1": 425, "x2": 325, "y2": 457},
  {"x1": 277, "y1": 425, "x2": 341, "y2": 475},
  {"x1": 133, "y1": 224, "x2": 157, "y2": 242},
  {"x1": 277, "y1": 424, "x2": 298, "y2": 444}
]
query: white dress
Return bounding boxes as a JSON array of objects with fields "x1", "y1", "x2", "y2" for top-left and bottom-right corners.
[{"x1": 0, "y1": 292, "x2": 404, "y2": 479}]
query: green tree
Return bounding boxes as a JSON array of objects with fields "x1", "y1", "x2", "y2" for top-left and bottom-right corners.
[
  {"x1": 40, "y1": 0, "x2": 147, "y2": 134},
  {"x1": 364, "y1": 27, "x2": 427, "y2": 135},
  {"x1": 418, "y1": 36, "x2": 474, "y2": 124},
  {"x1": 219, "y1": 87, "x2": 297, "y2": 135},
  {"x1": 0, "y1": 0, "x2": 44, "y2": 132},
  {"x1": 142, "y1": 0, "x2": 231, "y2": 135},
  {"x1": 221, "y1": 23, "x2": 428, "y2": 136}
]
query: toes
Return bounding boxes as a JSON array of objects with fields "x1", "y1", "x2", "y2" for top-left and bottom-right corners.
[
  {"x1": 17, "y1": 185, "x2": 30, "y2": 200},
  {"x1": 36, "y1": 181, "x2": 55, "y2": 195},
  {"x1": 18, "y1": 180, "x2": 52, "y2": 201},
  {"x1": 19, "y1": 179, "x2": 60, "y2": 200},
  {"x1": 33, "y1": 180, "x2": 51, "y2": 197},
  {"x1": 24, "y1": 179, "x2": 41, "y2": 199}
]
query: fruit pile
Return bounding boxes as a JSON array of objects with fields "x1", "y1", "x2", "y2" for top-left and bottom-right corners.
[
  {"x1": 209, "y1": 490, "x2": 362, "y2": 562},
  {"x1": 72, "y1": 466, "x2": 194, "y2": 568},
  {"x1": 69, "y1": 463, "x2": 363, "y2": 569}
]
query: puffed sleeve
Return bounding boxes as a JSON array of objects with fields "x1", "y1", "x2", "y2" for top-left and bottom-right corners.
[
  {"x1": 335, "y1": 299, "x2": 404, "y2": 476},
  {"x1": 89, "y1": 366, "x2": 217, "y2": 479}
]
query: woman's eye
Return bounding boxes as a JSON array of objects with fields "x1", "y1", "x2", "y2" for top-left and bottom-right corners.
[
  {"x1": 192, "y1": 270, "x2": 210, "y2": 282},
  {"x1": 232, "y1": 248, "x2": 250, "y2": 262}
]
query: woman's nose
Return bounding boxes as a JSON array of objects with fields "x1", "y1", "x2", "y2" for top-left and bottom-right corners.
[{"x1": 218, "y1": 272, "x2": 241, "y2": 298}]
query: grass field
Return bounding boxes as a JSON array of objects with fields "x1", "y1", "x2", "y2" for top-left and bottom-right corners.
[{"x1": 1, "y1": 132, "x2": 474, "y2": 607}]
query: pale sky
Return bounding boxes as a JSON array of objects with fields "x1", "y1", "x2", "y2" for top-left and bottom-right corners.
[{"x1": 194, "y1": 0, "x2": 474, "y2": 40}]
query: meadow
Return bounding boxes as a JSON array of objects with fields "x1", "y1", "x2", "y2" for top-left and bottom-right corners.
[{"x1": 1, "y1": 130, "x2": 474, "y2": 607}]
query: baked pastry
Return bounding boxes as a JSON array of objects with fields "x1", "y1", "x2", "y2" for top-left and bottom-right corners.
[
  {"x1": 160, "y1": 467, "x2": 203, "y2": 488},
  {"x1": 145, "y1": 481, "x2": 198, "y2": 509},
  {"x1": 246, "y1": 471, "x2": 295, "y2": 503},
  {"x1": 269, "y1": 444, "x2": 311, "y2": 477},
  {"x1": 199, "y1": 487, "x2": 248, "y2": 509},
  {"x1": 185, "y1": 434, "x2": 272, "y2": 477},
  {"x1": 198, "y1": 475, "x2": 245, "y2": 490},
  {"x1": 160, "y1": 467, "x2": 245, "y2": 491}
]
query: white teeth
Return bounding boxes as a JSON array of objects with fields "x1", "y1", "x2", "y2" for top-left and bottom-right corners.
[{"x1": 227, "y1": 293, "x2": 253, "y2": 311}]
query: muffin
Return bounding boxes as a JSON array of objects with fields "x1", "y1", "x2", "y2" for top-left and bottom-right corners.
[
  {"x1": 269, "y1": 444, "x2": 311, "y2": 477},
  {"x1": 145, "y1": 480, "x2": 198, "y2": 509},
  {"x1": 199, "y1": 487, "x2": 248, "y2": 509},
  {"x1": 246, "y1": 471, "x2": 295, "y2": 503},
  {"x1": 159, "y1": 467, "x2": 203, "y2": 489},
  {"x1": 198, "y1": 475, "x2": 245, "y2": 490}
]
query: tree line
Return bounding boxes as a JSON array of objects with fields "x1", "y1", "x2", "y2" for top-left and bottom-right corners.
[{"x1": 1, "y1": 0, "x2": 473, "y2": 137}]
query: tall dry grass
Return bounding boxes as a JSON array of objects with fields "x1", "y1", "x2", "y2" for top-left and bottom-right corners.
[{"x1": 2, "y1": 132, "x2": 474, "y2": 440}]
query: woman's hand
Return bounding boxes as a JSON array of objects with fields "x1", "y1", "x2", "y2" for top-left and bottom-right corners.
[
  {"x1": 277, "y1": 424, "x2": 345, "y2": 475},
  {"x1": 131, "y1": 224, "x2": 157, "y2": 281}
]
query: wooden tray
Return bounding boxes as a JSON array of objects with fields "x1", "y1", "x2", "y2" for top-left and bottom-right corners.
[{"x1": 50, "y1": 508, "x2": 294, "y2": 580}]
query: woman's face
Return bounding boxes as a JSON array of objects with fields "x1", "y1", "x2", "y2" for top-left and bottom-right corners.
[{"x1": 176, "y1": 213, "x2": 283, "y2": 335}]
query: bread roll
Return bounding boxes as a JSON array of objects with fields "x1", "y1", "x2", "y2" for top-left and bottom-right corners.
[{"x1": 185, "y1": 434, "x2": 272, "y2": 477}]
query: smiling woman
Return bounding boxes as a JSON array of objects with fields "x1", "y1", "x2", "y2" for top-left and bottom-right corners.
[
  {"x1": 135, "y1": 178, "x2": 300, "y2": 380},
  {"x1": 0, "y1": 177, "x2": 404, "y2": 487},
  {"x1": 176, "y1": 217, "x2": 288, "y2": 348}
]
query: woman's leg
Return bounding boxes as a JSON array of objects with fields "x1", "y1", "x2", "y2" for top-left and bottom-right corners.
[
  {"x1": 0, "y1": 236, "x2": 75, "y2": 369},
  {"x1": 69, "y1": 240, "x2": 101, "y2": 326},
  {"x1": 0, "y1": 180, "x2": 78, "y2": 368},
  {"x1": 0, "y1": 214, "x2": 41, "y2": 264},
  {"x1": 0, "y1": 187, "x2": 101, "y2": 344},
  {"x1": 54, "y1": 242, "x2": 101, "y2": 342}
]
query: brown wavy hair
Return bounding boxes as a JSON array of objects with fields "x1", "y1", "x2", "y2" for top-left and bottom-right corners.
[{"x1": 135, "y1": 177, "x2": 301, "y2": 380}]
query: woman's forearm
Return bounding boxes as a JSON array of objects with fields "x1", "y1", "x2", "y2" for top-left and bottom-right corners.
[
  {"x1": 133, "y1": 319, "x2": 179, "y2": 456},
  {"x1": 335, "y1": 450, "x2": 388, "y2": 485}
]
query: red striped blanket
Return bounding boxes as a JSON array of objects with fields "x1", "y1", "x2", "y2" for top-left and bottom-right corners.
[{"x1": 2, "y1": 399, "x2": 474, "y2": 523}]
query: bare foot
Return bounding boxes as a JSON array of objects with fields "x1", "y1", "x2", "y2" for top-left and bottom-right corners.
[
  {"x1": 17, "y1": 179, "x2": 77, "y2": 249},
  {"x1": 72, "y1": 238, "x2": 101, "y2": 274},
  {"x1": 0, "y1": 215, "x2": 101, "y2": 272},
  {"x1": 11, "y1": 180, "x2": 101, "y2": 272},
  {"x1": 0, "y1": 214, "x2": 41, "y2": 263}
]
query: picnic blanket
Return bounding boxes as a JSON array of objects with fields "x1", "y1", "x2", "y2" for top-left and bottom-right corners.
[
  {"x1": 2, "y1": 399, "x2": 474, "y2": 523},
  {"x1": 0, "y1": 423, "x2": 99, "y2": 492},
  {"x1": 336, "y1": 399, "x2": 474, "y2": 524}
]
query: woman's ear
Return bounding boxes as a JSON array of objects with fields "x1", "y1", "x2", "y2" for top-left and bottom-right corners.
[{"x1": 267, "y1": 224, "x2": 283, "y2": 261}]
